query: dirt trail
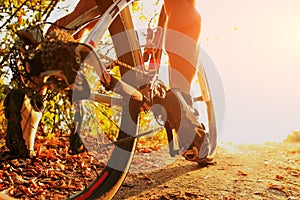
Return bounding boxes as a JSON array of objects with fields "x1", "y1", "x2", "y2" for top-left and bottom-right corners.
[{"x1": 114, "y1": 142, "x2": 300, "y2": 200}]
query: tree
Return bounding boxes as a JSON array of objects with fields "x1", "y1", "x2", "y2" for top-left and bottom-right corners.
[{"x1": 0, "y1": 0, "x2": 60, "y2": 90}]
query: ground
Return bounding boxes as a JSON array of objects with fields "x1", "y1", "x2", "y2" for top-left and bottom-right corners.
[
  {"x1": 1, "y1": 136, "x2": 299, "y2": 199},
  {"x1": 114, "y1": 142, "x2": 300, "y2": 200}
]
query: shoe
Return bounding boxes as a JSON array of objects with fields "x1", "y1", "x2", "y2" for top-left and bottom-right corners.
[
  {"x1": 174, "y1": 90, "x2": 210, "y2": 162},
  {"x1": 182, "y1": 125, "x2": 210, "y2": 163},
  {"x1": 155, "y1": 89, "x2": 210, "y2": 162}
]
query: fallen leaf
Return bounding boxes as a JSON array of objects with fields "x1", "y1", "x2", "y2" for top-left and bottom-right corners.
[
  {"x1": 11, "y1": 172, "x2": 28, "y2": 185},
  {"x1": 268, "y1": 183, "x2": 286, "y2": 192},
  {"x1": 139, "y1": 173, "x2": 152, "y2": 182},
  {"x1": 238, "y1": 170, "x2": 248, "y2": 176},
  {"x1": 275, "y1": 174, "x2": 284, "y2": 180},
  {"x1": 290, "y1": 170, "x2": 300, "y2": 177},
  {"x1": 20, "y1": 185, "x2": 34, "y2": 196}
]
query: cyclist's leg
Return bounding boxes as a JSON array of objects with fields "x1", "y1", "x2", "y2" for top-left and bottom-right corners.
[
  {"x1": 163, "y1": 0, "x2": 210, "y2": 162},
  {"x1": 4, "y1": 87, "x2": 44, "y2": 158},
  {"x1": 164, "y1": 0, "x2": 201, "y2": 93}
]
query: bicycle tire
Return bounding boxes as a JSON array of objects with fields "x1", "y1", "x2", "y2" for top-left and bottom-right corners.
[
  {"x1": 70, "y1": 0, "x2": 142, "y2": 199},
  {"x1": 195, "y1": 66, "x2": 217, "y2": 164}
]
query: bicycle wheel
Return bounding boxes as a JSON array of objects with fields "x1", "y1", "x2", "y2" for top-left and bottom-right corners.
[
  {"x1": 192, "y1": 62, "x2": 217, "y2": 164},
  {"x1": 3, "y1": 0, "x2": 144, "y2": 199},
  {"x1": 0, "y1": 0, "x2": 143, "y2": 199},
  {"x1": 69, "y1": 0, "x2": 143, "y2": 199}
]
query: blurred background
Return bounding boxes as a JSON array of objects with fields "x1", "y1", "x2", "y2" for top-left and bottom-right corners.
[{"x1": 198, "y1": 0, "x2": 300, "y2": 144}]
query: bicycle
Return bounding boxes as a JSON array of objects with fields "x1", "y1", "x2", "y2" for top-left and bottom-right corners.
[{"x1": 0, "y1": 0, "x2": 219, "y2": 199}]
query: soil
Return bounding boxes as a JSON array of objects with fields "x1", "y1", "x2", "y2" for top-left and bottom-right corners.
[
  {"x1": 1, "y1": 137, "x2": 299, "y2": 200},
  {"x1": 114, "y1": 142, "x2": 300, "y2": 200}
]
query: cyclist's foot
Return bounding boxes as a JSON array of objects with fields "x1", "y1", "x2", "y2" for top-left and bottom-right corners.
[
  {"x1": 176, "y1": 91, "x2": 210, "y2": 162},
  {"x1": 161, "y1": 89, "x2": 210, "y2": 162},
  {"x1": 182, "y1": 126, "x2": 210, "y2": 163}
]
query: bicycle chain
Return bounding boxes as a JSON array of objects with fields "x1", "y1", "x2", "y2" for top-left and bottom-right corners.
[{"x1": 98, "y1": 52, "x2": 152, "y2": 76}]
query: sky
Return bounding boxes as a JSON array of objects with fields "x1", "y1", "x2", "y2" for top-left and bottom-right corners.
[{"x1": 197, "y1": 0, "x2": 300, "y2": 143}]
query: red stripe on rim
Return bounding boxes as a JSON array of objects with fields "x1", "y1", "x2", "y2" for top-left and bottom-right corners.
[
  {"x1": 76, "y1": 171, "x2": 109, "y2": 200},
  {"x1": 89, "y1": 40, "x2": 95, "y2": 47}
]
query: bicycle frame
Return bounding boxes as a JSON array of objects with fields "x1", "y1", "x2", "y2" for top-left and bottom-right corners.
[
  {"x1": 80, "y1": 0, "x2": 212, "y2": 121},
  {"x1": 40, "y1": 0, "x2": 214, "y2": 152}
]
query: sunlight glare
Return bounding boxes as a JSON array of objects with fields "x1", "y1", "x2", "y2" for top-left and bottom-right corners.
[{"x1": 79, "y1": 29, "x2": 91, "y2": 42}]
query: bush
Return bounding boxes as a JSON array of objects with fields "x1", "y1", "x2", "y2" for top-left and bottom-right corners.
[{"x1": 285, "y1": 131, "x2": 300, "y2": 143}]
